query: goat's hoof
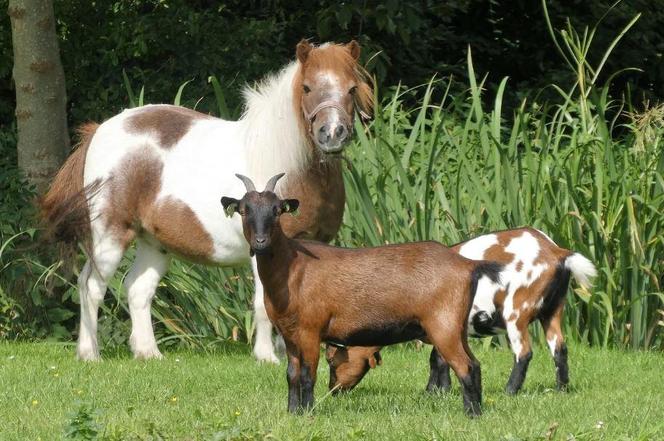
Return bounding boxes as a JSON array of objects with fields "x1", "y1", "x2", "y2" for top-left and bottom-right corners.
[{"x1": 505, "y1": 386, "x2": 520, "y2": 395}]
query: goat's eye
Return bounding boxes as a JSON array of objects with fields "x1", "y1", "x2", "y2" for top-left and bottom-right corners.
[
  {"x1": 349, "y1": 85, "x2": 357, "y2": 95},
  {"x1": 303, "y1": 84, "x2": 311, "y2": 94}
]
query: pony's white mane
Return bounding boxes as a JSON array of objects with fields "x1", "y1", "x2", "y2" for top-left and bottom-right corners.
[{"x1": 241, "y1": 61, "x2": 310, "y2": 189}]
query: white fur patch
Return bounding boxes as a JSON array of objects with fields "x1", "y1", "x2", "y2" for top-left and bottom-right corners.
[
  {"x1": 547, "y1": 334, "x2": 558, "y2": 356},
  {"x1": 506, "y1": 319, "x2": 523, "y2": 360},
  {"x1": 565, "y1": 253, "x2": 597, "y2": 289},
  {"x1": 457, "y1": 234, "x2": 498, "y2": 260},
  {"x1": 242, "y1": 62, "x2": 311, "y2": 189}
]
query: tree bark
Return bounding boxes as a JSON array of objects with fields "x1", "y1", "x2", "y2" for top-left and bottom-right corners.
[{"x1": 8, "y1": 0, "x2": 69, "y2": 193}]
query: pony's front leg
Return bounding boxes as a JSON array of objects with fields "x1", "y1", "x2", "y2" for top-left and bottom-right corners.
[{"x1": 251, "y1": 257, "x2": 279, "y2": 363}]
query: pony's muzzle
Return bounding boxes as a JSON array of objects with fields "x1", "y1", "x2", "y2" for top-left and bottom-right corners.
[{"x1": 316, "y1": 122, "x2": 349, "y2": 153}]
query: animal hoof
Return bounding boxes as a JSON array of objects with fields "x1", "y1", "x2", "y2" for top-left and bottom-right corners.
[
  {"x1": 254, "y1": 348, "x2": 280, "y2": 364},
  {"x1": 253, "y1": 338, "x2": 281, "y2": 364},
  {"x1": 132, "y1": 347, "x2": 164, "y2": 360},
  {"x1": 77, "y1": 345, "x2": 101, "y2": 361}
]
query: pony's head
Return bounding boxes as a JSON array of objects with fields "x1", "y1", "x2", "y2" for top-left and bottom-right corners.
[{"x1": 294, "y1": 40, "x2": 373, "y2": 155}]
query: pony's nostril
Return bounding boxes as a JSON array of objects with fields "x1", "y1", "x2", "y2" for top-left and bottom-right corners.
[
  {"x1": 334, "y1": 125, "x2": 346, "y2": 139},
  {"x1": 317, "y1": 125, "x2": 331, "y2": 144}
]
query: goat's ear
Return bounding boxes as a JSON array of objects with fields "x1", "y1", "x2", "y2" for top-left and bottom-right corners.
[
  {"x1": 281, "y1": 199, "x2": 300, "y2": 216},
  {"x1": 220, "y1": 196, "x2": 240, "y2": 217}
]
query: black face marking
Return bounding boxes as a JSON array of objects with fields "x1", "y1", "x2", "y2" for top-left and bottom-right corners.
[
  {"x1": 505, "y1": 350, "x2": 533, "y2": 395},
  {"x1": 327, "y1": 321, "x2": 426, "y2": 347}
]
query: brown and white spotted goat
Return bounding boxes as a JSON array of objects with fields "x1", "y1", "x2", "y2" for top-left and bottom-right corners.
[
  {"x1": 326, "y1": 228, "x2": 597, "y2": 395},
  {"x1": 221, "y1": 173, "x2": 503, "y2": 416}
]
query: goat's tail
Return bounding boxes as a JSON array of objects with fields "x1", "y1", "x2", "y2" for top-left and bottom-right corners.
[
  {"x1": 564, "y1": 252, "x2": 597, "y2": 289},
  {"x1": 40, "y1": 122, "x2": 101, "y2": 253}
]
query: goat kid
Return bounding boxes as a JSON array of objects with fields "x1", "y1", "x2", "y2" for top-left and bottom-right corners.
[
  {"x1": 221, "y1": 173, "x2": 503, "y2": 416},
  {"x1": 326, "y1": 228, "x2": 597, "y2": 395}
]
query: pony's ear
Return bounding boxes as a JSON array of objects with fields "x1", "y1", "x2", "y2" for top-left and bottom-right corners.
[
  {"x1": 346, "y1": 40, "x2": 360, "y2": 60},
  {"x1": 281, "y1": 199, "x2": 300, "y2": 216},
  {"x1": 221, "y1": 196, "x2": 240, "y2": 217},
  {"x1": 296, "y1": 39, "x2": 313, "y2": 63}
]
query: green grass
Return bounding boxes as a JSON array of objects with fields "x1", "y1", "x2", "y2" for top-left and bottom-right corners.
[{"x1": 1, "y1": 342, "x2": 662, "y2": 440}]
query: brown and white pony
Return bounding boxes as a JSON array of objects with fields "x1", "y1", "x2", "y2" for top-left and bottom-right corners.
[
  {"x1": 326, "y1": 228, "x2": 596, "y2": 394},
  {"x1": 40, "y1": 40, "x2": 373, "y2": 362}
]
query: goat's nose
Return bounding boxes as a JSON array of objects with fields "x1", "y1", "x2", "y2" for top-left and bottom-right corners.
[{"x1": 255, "y1": 237, "x2": 267, "y2": 244}]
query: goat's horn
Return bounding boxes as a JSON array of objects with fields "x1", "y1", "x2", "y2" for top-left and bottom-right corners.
[
  {"x1": 264, "y1": 173, "x2": 285, "y2": 193},
  {"x1": 235, "y1": 174, "x2": 256, "y2": 192}
]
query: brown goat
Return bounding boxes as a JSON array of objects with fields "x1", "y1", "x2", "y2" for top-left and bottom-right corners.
[
  {"x1": 326, "y1": 228, "x2": 597, "y2": 395},
  {"x1": 221, "y1": 173, "x2": 503, "y2": 416}
]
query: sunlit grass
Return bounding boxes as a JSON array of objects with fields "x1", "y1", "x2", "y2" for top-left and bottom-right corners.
[{"x1": 0, "y1": 342, "x2": 662, "y2": 440}]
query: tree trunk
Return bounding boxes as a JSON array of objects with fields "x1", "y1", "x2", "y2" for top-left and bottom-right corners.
[{"x1": 8, "y1": 0, "x2": 69, "y2": 193}]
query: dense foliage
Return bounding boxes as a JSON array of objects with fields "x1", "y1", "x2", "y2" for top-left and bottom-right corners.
[{"x1": 1, "y1": 0, "x2": 663, "y2": 128}]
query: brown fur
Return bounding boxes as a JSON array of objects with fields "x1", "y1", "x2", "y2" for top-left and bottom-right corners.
[
  {"x1": 143, "y1": 197, "x2": 214, "y2": 263},
  {"x1": 292, "y1": 41, "x2": 374, "y2": 139},
  {"x1": 226, "y1": 186, "x2": 493, "y2": 415},
  {"x1": 124, "y1": 106, "x2": 212, "y2": 149},
  {"x1": 40, "y1": 123, "x2": 100, "y2": 252},
  {"x1": 280, "y1": 160, "x2": 345, "y2": 242},
  {"x1": 103, "y1": 147, "x2": 214, "y2": 261},
  {"x1": 330, "y1": 228, "x2": 578, "y2": 392}
]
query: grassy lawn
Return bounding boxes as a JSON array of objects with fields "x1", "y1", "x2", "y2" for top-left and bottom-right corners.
[{"x1": 0, "y1": 342, "x2": 662, "y2": 440}]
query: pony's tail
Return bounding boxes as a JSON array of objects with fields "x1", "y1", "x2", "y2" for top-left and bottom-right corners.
[{"x1": 40, "y1": 122, "x2": 101, "y2": 258}]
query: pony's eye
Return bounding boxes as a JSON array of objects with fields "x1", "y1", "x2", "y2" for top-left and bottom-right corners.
[
  {"x1": 349, "y1": 86, "x2": 357, "y2": 95},
  {"x1": 303, "y1": 84, "x2": 311, "y2": 94}
]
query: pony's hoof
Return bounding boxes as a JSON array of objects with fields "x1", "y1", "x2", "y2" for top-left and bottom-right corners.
[
  {"x1": 132, "y1": 347, "x2": 164, "y2": 360},
  {"x1": 77, "y1": 346, "x2": 101, "y2": 361},
  {"x1": 254, "y1": 346, "x2": 280, "y2": 364}
]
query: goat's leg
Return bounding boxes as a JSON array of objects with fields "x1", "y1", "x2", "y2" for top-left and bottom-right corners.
[
  {"x1": 126, "y1": 240, "x2": 170, "y2": 360},
  {"x1": 285, "y1": 347, "x2": 302, "y2": 413},
  {"x1": 251, "y1": 257, "x2": 279, "y2": 363},
  {"x1": 505, "y1": 317, "x2": 533, "y2": 395},
  {"x1": 426, "y1": 347, "x2": 452, "y2": 392},
  {"x1": 77, "y1": 232, "x2": 126, "y2": 361},
  {"x1": 427, "y1": 325, "x2": 482, "y2": 417},
  {"x1": 298, "y1": 333, "x2": 321, "y2": 411},
  {"x1": 541, "y1": 303, "x2": 569, "y2": 391}
]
